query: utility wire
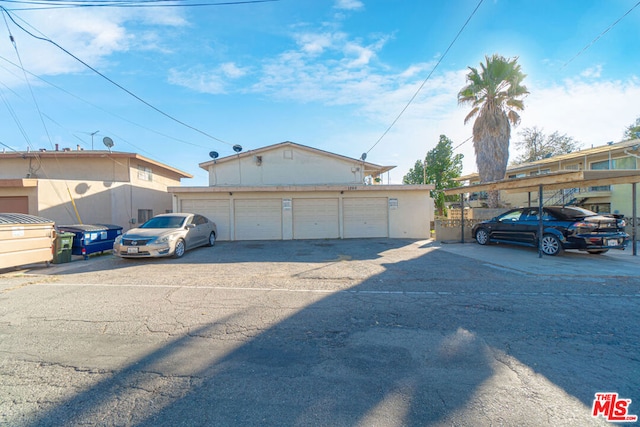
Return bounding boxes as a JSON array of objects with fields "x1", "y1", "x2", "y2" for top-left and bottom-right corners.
[
  {"x1": 561, "y1": 0, "x2": 640, "y2": 69},
  {"x1": 1, "y1": 10, "x2": 55, "y2": 151},
  {"x1": 453, "y1": 135, "x2": 472, "y2": 151},
  {"x1": 2, "y1": 0, "x2": 278, "y2": 11},
  {"x1": 0, "y1": 53, "x2": 211, "y2": 150},
  {"x1": 365, "y1": 0, "x2": 484, "y2": 156},
  {"x1": 0, "y1": 139, "x2": 19, "y2": 152},
  {"x1": 0, "y1": 5, "x2": 234, "y2": 146}
]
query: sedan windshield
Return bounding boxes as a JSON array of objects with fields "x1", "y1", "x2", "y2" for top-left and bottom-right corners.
[{"x1": 140, "y1": 216, "x2": 186, "y2": 229}]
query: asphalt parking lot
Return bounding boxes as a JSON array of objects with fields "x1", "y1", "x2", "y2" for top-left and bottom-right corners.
[{"x1": 1, "y1": 238, "x2": 639, "y2": 426}]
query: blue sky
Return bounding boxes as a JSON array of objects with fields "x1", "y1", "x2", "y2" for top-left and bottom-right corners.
[{"x1": 0, "y1": 0, "x2": 639, "y2": 186}]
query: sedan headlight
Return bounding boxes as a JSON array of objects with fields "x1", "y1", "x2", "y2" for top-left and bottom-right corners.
[
  {"x1": 114, "y1": 235, "x2": 123, "y2": 244},
  {"x1": 155, "y1": 234, "x2": 176, "y2": 244}
]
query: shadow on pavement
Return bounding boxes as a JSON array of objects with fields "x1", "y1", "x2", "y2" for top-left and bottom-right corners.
[{"x1": 20, "y1": 241, "x2": 638, "y2": 426}]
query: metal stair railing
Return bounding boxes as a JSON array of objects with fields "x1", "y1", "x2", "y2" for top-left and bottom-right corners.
[{"x1": 543, "y1": 187, "x2": 580, "y2": 206}]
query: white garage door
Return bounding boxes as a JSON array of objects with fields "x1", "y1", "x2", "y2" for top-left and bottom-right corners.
[
  {"x1": 293, "y1": 198, "x2": 339, "y2": 240},
  {"x1": 235, "y1": 199, "x2": 282, "y2": 240},
  {"x1": 181, "y1": 199, "x2": 231, "y2": 241},
  {"x1": 343, "y1": 197, "x2": 388, "y2": 238}
]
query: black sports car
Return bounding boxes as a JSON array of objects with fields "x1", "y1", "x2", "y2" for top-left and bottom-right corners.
[{"x1": 471, "y1": 206, "x2": 628, "y2": 256}]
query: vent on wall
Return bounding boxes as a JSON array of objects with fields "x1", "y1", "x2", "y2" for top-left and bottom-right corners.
[{"x1": 283, "y1": 150, "x2": 293, "y2": 159}]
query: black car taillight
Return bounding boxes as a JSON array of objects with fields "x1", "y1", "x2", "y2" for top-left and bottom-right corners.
[{"x1": 571, "y1": 221, "x2": 597, "y2": 230}]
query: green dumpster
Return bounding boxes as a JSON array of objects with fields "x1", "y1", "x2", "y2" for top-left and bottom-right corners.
[{"x1": 53, "y1": 232, "x2": 74, "y2": 264}]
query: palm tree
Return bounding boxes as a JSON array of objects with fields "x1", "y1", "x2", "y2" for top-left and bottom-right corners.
[{"x1": 458, "y1": 54, "x2": 528, "y2": 208}]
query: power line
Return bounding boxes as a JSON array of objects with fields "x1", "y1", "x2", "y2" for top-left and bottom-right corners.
[
  {"x1": 365, "y1": 0, "x2": 484, "y2": 156},
  {"x1": 453, "y1": 135, "x2": 472, "y2": 151},
  {"x1": 1, "y1": 0, "x2": 278, "y2": 11},
  {"x1": 0, "y1": 5, "x2": 235, "y2": 147},
  {"x1": 1, "y1": 10, "x2": 54, "y2": 151},
  {"x1": 561, "y1": 0, "x2": 640, "y2": 70},
  {"x1": 0, "y1": 53, "x2": 212, "y2": 151}
]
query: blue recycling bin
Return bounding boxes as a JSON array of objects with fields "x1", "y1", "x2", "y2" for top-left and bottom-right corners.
[{"x1": 57, "y1": 224, "x2": 123, "y2": 260}]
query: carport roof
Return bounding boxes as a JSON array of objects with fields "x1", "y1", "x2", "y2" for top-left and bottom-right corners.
[{"x1": 442, "y1": 169, "x2": 640, "y2": 196}]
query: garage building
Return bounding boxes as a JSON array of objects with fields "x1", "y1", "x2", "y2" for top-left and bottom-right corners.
[{"x1": 169, "y1": 142, "x2": 433, "y2": 241}]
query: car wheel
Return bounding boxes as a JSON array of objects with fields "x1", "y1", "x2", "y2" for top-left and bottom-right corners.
[
  {"x1": 541, "y1": 234, "x2": 563, "y2": 256},
  {"x1": 587, "y1": 249, "x2": 608, "y2": 254},
  {"x1": 475, "y1": 228, "x2": 490, "y2": 245},
  {"x1": 173, "y1": 239, "x2": 186, "y2": 258},
  {"x1": 207, "y1": 232, "x2": 216, "y2": 247}
]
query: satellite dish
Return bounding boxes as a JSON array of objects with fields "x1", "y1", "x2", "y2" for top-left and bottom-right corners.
[
  {"x1": 233, "y1": 144, "x2": 243, "y2": 153},
  {"x1": 361, "y1": 152, "x2": 367, "y2": 161},
  {"x1": 103, "y1": 137, "x2": 114, "y2": 152},
  {"x1": 209, "y1": 151, "x2": 219, "y2": 159}
]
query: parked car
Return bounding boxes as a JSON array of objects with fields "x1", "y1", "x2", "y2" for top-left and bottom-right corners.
[
  {"x1": 113, "y1": 213, "x2": 216, "y2": 258},
  {"x1": 471, "y1": 206, "x2": 628, "y2": 256}
]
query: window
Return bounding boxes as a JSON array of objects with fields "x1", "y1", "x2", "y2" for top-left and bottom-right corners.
[
  {"x1": 591, "y1": 156, "x2": 636, "y2": 171},
  {"x1": 499, "y1": 210, "x2": 523, "y2": 222},
  {"x1": 529, "y1": 170, "x2": 551, "y2": 176},
  {"x1": 590, "y1": 160, "x2": 609, "y2": 170},
  {"x1": 612, "y1": 156, "x2": 636, "y2": 170},
  {"x1": 138, "y1": 165, "x2": 153, "y2": 181},
  {"x1": 589, "y1": 160, "x2": 611, "y2": 191},
  {"x1": 138, "y1": 209, "x2": 153, "y2": 224},
  {"x1": 194, "y1": 215, "x2": 208, "y2": 225}
]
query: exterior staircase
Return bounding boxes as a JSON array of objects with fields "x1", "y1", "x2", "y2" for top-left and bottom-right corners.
[{"x1": 543, "y1": 187, "x2": 580, "y2": 206}]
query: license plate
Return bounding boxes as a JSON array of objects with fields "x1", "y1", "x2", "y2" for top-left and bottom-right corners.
[
  {"x1": 127, "y1": 247, "x2": 139, "y2": 254},
  {"x1": 606, "y1": 239, "x2": 618, "y2": 246}
]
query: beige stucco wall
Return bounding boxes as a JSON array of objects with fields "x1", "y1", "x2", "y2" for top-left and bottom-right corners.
[
  {"x1": 207, "y1": 146, "x2": 370, "y2": 186},
  {"x1": 35, "y1": 179, "x2": 173, "y2": 228},
  {"x1": 0, "y1": 155, "x2": 131, "y2": 182},
  {"x1": 0, "y1": 154, "x2": 186, "y2": 228}
]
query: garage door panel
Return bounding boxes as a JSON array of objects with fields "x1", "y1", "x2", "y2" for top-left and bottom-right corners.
[
  {"x1": 293, "y1": 198, "x2": 339, "y2": 239},
  {"x1": 181, "y1": 199, "x2": 231, "y2": 241},
  {"x1": 235, "y1": 199, "x2": 282, "y2": 240},
  {"x1": 343, "y1": 197, "x2": 388, "y2": 238},
  {"x1": 0, "y1": 197, "x2": 29, "y2": 214}
]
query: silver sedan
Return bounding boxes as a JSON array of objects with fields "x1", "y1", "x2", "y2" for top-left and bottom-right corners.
[{"x1": 113, "y1": 213, "x2": 217, "y2": 258}]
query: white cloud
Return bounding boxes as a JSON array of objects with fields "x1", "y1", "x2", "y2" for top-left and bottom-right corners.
[
  {"x1": 0, "y1": 8, "x2": 186, "y2": 83},
  {"x1": 220, "y1": 62, "x2": 248, "y2": 79},
  {"x1": 580, "y1": 64, "x2": 603, "y2": 79},
  {"x1": 334, "y1": 0, "x2": 364, "y2": 11},
  {"x1": 168, "y1": 68, "x2": 226, "y2": 94},
  {"x1": 168, "y1": 62, "x2": 249, "y2": 94},
  {"x1": 519, "y1": 77, "x2": 640, "y2": 147},
  {"x1": 295, "y1": 32, "x2": 343, "y2": 55}
]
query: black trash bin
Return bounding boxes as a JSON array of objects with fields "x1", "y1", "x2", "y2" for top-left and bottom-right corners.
[
  {"x1": 53, "y1": 232, "x2": 74, "y2": 264},
  {"x1": 57, "y1": 224, "x2": 123, "y2": 260}
]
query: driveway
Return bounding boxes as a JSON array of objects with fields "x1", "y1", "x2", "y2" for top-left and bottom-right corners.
[{"x1": 1, "y1": 239, "x2": 638, "y2": 426}]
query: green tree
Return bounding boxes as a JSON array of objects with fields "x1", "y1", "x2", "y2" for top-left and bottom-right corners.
[
  {"x1": 623, "y1": 116, "x2": 640, "y2": 140},
  {"x1": 511, "y1": 127, "x2": 581, "y2": 164},
  {"x1": 403, "y1": 135, "x2": 463, "y2": 216},
  {"x1": 458, "y1": 54, "x2": 529, "y2": 208},
  {"x1": 403, "y1": 159, "x2": 427, "y2": 185}
]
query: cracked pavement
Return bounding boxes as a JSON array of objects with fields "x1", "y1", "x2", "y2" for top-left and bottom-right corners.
[{"x1": 0, "y1": 238, "x2": 638, "y2": 426}]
